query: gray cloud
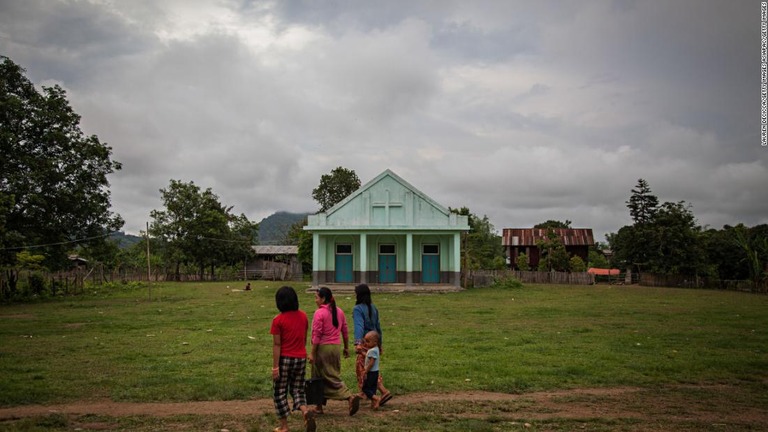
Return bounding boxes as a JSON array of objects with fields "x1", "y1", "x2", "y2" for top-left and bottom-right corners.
[{"x1": 1, "y1": 0, "x2": 765, "y2": 242}]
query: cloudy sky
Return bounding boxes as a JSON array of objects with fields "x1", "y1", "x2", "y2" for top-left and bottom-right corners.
[{"x1": 2, "y1": 0, "x2": 766, "y2": 242}]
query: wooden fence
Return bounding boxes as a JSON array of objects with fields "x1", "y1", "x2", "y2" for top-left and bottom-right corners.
[
  {"x1": 4, "y1": 266, "x2": 762, "y2": 300},
  {"x1": 640, "y1": 273, "x2": 766, "y2": 293},
  {"x1": 466, "y1": 270, "x2": 764, "y2": 293},
  {"x1": 1, "y1": 270, "x2": 87, "y2": 298},
  {"x1": 467, "y1": 270, "x2": 595, "y2": 287},
  {"x1": 92, "y1": 268, "x2": 245, "y2": 283},
  {"x1": 72, "y1": 265, "x2": 299, "y2": 284}
]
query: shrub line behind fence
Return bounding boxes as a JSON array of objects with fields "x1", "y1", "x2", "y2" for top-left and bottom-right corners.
[
  {"x1": 467, "y1": 270, "x2": 595, "y2": 288},
  {"x1": 4, "y1": 267, "x2": 763, "y2": 301},
  {"x1": 467, "y1": 269, "x2": 764, "y2": 293}
]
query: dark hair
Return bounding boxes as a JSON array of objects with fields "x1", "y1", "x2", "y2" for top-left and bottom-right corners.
[
  {"x1": 317, "y1": 286, "x2": 338, "y2": 328},
  {"x1": 355, "y1": 283, "x2": 373, "y2": 318},
  {"x1": 275, "y1": 286, "x2": 299, "y2": 312}
]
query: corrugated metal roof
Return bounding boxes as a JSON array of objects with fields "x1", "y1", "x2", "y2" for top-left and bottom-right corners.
[
  {"x1": 252, "y1": 245, "x2": 299, "y2": 255},
  {"x1": 502, "y1": 228, "x2": 595, "y2": 247}
]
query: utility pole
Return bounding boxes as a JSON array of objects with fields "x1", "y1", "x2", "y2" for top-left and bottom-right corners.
[{"x1": 146, "y1": 221, "x2": 151, "y2": 300}]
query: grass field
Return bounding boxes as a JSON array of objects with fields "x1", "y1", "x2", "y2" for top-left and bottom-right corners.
[{"x1": 1, "y1": 281, "x2": 767, "y2": 431}]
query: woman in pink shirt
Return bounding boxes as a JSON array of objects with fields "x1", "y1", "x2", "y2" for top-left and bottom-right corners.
[{"x1": 309, "y1": 287, "x2": 361, "y2": 416}]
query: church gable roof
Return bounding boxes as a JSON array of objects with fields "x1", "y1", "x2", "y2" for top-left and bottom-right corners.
[
  {"x1": 307, "y1": 169, "x2": 468, "y2": 230},
  {"x1": 327, "y1": 169, "x2": 448, "y2": 216}
]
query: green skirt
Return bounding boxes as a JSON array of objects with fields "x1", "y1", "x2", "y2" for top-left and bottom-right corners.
[{"x1": 312, "y1": 344, "x2": 353, "y2": 401}]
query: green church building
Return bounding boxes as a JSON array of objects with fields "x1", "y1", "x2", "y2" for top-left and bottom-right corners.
[{"x1": 304, "y1": 169, "x2": 470, "y2": 288}]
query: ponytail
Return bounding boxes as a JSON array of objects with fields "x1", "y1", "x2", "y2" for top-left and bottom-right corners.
[{"x1": 318, "y1": 286, "x2": 339, "y2": 328}]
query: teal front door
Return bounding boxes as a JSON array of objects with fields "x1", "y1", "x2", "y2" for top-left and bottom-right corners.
[
  {"x1": 379, "y1": 255, "x2": 396, "y2": 283},
  {"x1": 422, "y1": 255, "x2": 440, "y2": 283},
  {"x1": 336, "y1": 255, "x2": 353, "y2": 282},
  {"x1": 422, "y1": 244, "x2": 440, "y2": 283},
  {"x1": 335, "y1": 243, "x2": 353, "y2": 283}
]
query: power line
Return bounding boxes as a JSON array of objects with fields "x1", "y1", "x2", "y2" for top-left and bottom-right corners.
[
  {"x1": 1, "y1": 232, "x2": 115, "y2": 251},
  {"x1": 198, "y1": 236, "x2": 253, "y2": 244}
]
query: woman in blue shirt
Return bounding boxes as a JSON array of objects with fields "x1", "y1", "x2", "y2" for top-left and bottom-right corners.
[{"x1": 353, "y1": 283, "x2": 392, "y2": 405}]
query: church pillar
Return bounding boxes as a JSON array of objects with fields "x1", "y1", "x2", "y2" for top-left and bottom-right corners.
[
  {"x1": 312, "y1": 232, "x2": 320, "y2": 286},
  {"x1": 360, "y1": 233, "x2": 367, "y2": 284},
  {"x1": 406, "y1": 233, "x2": 413, "y2": 286}
]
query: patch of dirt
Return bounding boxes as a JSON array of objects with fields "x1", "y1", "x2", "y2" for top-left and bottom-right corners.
[{"x1": 1, "y1": 385, "x2": 765, "y2": 430}]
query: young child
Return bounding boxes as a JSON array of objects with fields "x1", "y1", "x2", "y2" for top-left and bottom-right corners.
[
  {"x1": 270, "y1": 286, "x2": 316, "y2": 432},
  {"x1": 360, "y1": 330, "x2": 382, "y2": 409}
]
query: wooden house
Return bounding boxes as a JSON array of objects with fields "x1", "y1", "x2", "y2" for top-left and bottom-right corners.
[
  {"x1": 502, "y1": 228, "x2": 595, "y2": 269},
  {"x1": 304, "y1": 169, "x2": 469, "y2": 288},
  {"x1": 246, "y1": 245, "x2": 301, "y2": 281}
]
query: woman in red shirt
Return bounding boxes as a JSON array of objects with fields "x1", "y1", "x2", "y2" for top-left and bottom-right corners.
[
  {"x1": 270, "y1": 286, "x2": 317, "y2": 432},
  {"x1": 309, "y1": 286, "x2": 361, "y2": 416}
]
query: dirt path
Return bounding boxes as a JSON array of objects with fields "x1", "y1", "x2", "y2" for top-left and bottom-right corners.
[{"x1": 1, "y1": 385, "x2": 766, "y2": 430}]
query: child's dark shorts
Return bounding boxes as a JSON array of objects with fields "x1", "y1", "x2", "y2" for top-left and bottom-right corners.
[{"x1": 363, "y1": 370, "x2": 379, "y2": 398}]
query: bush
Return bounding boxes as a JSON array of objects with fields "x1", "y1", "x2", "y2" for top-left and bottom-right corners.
[
  {"x1": 538, "y1": 260, "x2": 549, "y2": 271},
  {"x1": 98, "y1": 281, "x2": 145, "y2": 291},
  {"x1": 50, "y1": 279, "x2": 60, "y2": 296},
  {"x1": 570, "y1": 256, "x2": 587, "y2": 273},
  {"x1": 516, "y1": 253, "x2": 530, "y2": 271},
  {"x1": 27, "y1": 273, "x2": 47, "y2": 296},
  {"x1": 491, "y1": 275, "x2": 524, "y2": 289}
]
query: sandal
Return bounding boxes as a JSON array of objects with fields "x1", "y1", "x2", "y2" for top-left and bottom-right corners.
[
  {"x1": 379, "y1": 392, "x2": 393, "y2": 406},
  {"x1": 304, "y1": 410, "x2": 317, "y2": 432},
  {"x1": 348, "y1": 395, "x2": 361, "y2": 416}
]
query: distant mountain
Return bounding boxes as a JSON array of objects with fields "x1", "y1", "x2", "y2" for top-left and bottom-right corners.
[
  {"x1": 110, "y1": 231, "x2": 142, "y2": 248},
  {"x1": 258, "y1": 211, "x2": 310, "y2": 245}
]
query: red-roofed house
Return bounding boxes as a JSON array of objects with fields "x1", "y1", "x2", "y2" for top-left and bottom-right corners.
[{"x1": 502, "y1": 228, "x2": 595, "y2": 270}]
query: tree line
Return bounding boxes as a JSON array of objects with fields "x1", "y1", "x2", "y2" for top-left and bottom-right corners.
[
  {"x1": 608, "y1": 179, "x2": 767, "y2": 290},
  {"x1": 2, "y1": 55, "x2": 765, "y2": 299},
  {"x1": 0, "y1": 57, "x2": 260, "y2": 299}
]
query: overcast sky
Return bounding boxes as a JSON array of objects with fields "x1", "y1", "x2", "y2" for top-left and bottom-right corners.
[{"x1": 2, "y1": 0, "x2": 766, "y2": 242}]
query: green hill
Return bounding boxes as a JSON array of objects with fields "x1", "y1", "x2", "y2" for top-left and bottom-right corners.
[
  {"x1": 257, "y1": 211, "x2": 310, "y2": 245},
  {"x1": 110, "y1": 231, "x2": 142, "y2": 248}
]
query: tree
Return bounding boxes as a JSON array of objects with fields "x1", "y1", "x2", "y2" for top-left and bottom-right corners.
[
  {"x1": 611, "y1": 179, "x2": 660, "y2": 273},
  {"x1": 647, "y1": 201, "x2": 703, "y2": 275},
  {"x1": 1, "y1": 57, "x2": 122, "y2": 279},
  {"x1": 610, "y1": 179, "x2": 704, "y2": 276},
  {"x1": 701, "y1": 227, "x2": 744, "y2": 281},
  {"x1": 626, "y1": 179, "x2": 659, "y2": 225},
  {"x1": 77, "y1": 237, "x2": 121, "y2": 272},
  {"x1": 312, "y1": 167, "x2": 361, "y2": 212},
  {"x1": 451, "y1": 207, "x2": 506, "y2": 272},
  {"x1": 732, "y1": 224, "x2": 768, "y2": 291},
  {"x1": 587, "y1": 247, "x2": 610, "y2": 269},
  {"x1": 15, "y1": 250, "x2": 46, "y2": 296},
  {"x1": 150, "y1": 180, "x2": 256, "y2": 280},
  {"x1": 535, "y1": 228, "x2": 570, "y2": 272},
  {"x1": 608, "y1": 225, "x2": 638, "y2": 270},
  {"x1": 228, "y1": 213, "x2": 259, "y2": 270},
  {"x1": 286, "y1": 216, "x2": 313, "y2": 275},
  {"x1": 298, "y1": 167, "x2": 361, "y2": 274},
  {"x1": 534, "y1": 220, "x2": 572, "y2": 229}
]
